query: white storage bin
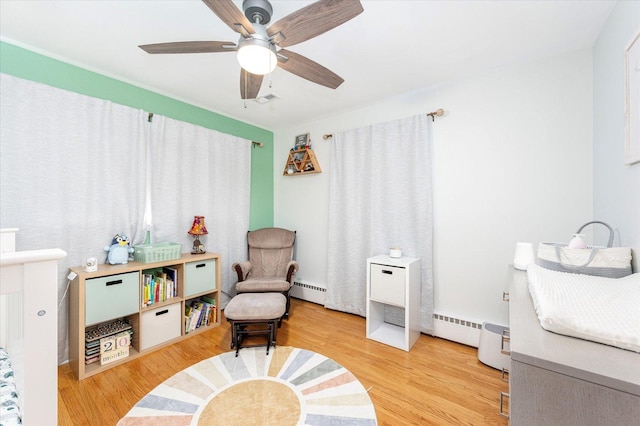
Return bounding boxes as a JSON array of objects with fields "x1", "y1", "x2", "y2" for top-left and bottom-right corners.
[
  {"x1": 478, "y1": 322, "x2": 510, "y2": 370},
  {"x1": 140, "y1": 302, "x2": 181, "y2": 350},
  {"x1": 370, "y1": 263, "x2": 406, "y2": 307}
]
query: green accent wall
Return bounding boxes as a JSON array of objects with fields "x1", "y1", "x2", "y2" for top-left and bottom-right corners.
[{"x1": 0, "y1": 41, "x2": 273, "y2": 229}]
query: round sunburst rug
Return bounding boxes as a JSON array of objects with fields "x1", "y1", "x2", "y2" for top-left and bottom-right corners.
[{"x1": 117, "y1": 346, "x2": 377, "y2": 425}]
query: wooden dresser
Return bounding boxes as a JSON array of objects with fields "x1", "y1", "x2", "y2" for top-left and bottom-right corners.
[{"x1": 506, "y1": 267, "x2": 640, "y2": 425}]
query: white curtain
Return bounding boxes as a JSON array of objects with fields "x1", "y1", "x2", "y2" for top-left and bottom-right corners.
[
  {"x1": 0, "y1": 73, "x2": 147, "y2": 363},
  {"x1": 147, "y1": 115, "x2": 251, "y2": 306},
  {"x1": 0, "y1": 74, "x2": 252, "y2": 364},
  {"x1": 326, "y1": 114, "x2": 434, "y2": 332}
]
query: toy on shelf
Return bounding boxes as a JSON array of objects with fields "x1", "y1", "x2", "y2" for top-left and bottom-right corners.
[
  {"x1": 104, "y1": 234, "x2": 134, "y2": 265},
  {"x1": 284, "y1": 133, "x2": 321, "y2": 176}
]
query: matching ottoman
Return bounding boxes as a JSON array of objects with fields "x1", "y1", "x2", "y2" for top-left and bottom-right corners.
[{"x1": 224, "y1": 292, "x2": 287, "y2": 356}]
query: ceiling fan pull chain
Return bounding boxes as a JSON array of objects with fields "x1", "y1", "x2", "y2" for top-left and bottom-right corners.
[
  {"x1": 269, "y1": 46, "x2": 274, "y2": 89},
  {"x1": 243, "y1": 69, "x2": 247, "y2": 108},
  {"x1": 243, "y1": 68, "x2": 248, "y2": 106}
]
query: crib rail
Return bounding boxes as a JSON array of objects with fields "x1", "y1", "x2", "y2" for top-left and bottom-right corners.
[{"x1": 0, "y1": 246, "x2": 66, "y2": 425}]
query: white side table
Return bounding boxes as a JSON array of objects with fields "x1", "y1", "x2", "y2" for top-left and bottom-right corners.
[{"x1": 366, "y1": 255, "x2": 421, "y2": 351}]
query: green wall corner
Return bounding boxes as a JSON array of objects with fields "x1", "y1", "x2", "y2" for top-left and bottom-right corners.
[{"x1": 0, "y1": 41, "x2": 273, "y2": 229}]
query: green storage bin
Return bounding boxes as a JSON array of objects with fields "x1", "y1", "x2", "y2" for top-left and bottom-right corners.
[
  {"x1": 85, "y1": 272, "x2": 139, "y2": 326},
  {"x1": 184, "y1": 259, "x2": 216, "y2": 297}
]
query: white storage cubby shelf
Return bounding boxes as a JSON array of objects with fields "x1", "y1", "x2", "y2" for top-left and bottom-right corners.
[
  {"x1": 68, "y1": 252, "x2": 221, "y2": 380},
  {"x1": 366, "y1": 255, "x2": 421, "y2": 351}
]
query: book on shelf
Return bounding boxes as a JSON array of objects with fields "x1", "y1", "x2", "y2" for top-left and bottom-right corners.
[
  {"x1": 155, "y1": 273, "x2": 164, "y2": 302},
  {"x1": 184, "y1": 308, "x2": 192, "y2": 334},
  {"x1": 188, "y1": 304, "x2": 203, "y2": 331},
  {"x1": 142, "y1": 274, "x2": 152, "y2": 307},
  {"x1": 184, "y1": 297, "x2": 217, "y2": 333},
  {"x1": 142, "y1": 269, "x2": 178, "y2": 308},
  {"x1": 200, "y1": 295, "x2": 217, "y2": 324},
  {"x1": 156, "y1": 272, "x2": 165, "y2": 301},
  {"x1": 162, "y1": 266, "x2": 178, "y2": 298},
  {"x1": 184, "y1": 304, "x2": 201, "y2": 333},
  {"x1": 166, "y1": 278, "x2": 174, "y2": 301}
]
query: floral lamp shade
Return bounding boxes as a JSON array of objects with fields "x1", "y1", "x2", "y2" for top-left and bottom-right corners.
[{"x1": 188, "y1": 216, "x2": 208, "y2": 254}]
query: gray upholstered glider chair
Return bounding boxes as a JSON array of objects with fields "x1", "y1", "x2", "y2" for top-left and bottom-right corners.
[{"x1": 231, "y1": 227, "x2": 298, "y2": 318}]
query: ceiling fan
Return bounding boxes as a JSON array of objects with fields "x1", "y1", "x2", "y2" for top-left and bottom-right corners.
[{"x1": 138, "y1": 0, "x2": 364, "y2": 100}]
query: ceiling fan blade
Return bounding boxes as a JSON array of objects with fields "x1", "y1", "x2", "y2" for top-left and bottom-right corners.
[
  {"x1": 267, "y1": 0, "x2": 363, "y2": 48},
  {"x1": 138, "y1": 41, "x2": 236, "y2": 54},
  {"x1": 202, "y1": 0, "x2": 255, "y2": 34},
  {"x1": 277, "y1": 49, "x2": 344, "y2": 89},
  {"x1": 240, "y1": 69, "x2": 264, "y2": 100}
]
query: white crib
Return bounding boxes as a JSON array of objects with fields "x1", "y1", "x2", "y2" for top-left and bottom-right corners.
[{"x1": 0, "y1": 228, "x2": 66, "y2": 425}]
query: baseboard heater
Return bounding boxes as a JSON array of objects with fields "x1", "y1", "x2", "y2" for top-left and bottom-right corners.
[
  {"x1": 291, "y1": 283, "x2": 482, "y2": 347},
  {"x1": 432, "y1": 313, "x2": 483, "y2": 348},
  {"x1": 291, "y1": 281, "x2": 326, "y2": 305}
]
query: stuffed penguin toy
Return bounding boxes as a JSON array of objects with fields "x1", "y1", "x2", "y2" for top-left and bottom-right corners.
[{"x1": 104, "y1": 234, "x2": 134, "y2": 265}]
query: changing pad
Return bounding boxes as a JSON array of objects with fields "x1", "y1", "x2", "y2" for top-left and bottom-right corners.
[{"x1": 527, "y1": 264, "x2": 640, "y2": 353}]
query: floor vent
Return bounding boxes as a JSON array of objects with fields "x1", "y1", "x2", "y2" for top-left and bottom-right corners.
[
  {"x1": 432, "y1": 313, "x2": 482, "y2": 348},
  {"x1": 291, "y1": 281, "x2": 326, "y2": 305}
]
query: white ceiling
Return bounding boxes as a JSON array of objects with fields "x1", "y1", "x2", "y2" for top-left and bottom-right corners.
[{"x1": 0, "y1": 0, "x2": 615, "y2": 130}]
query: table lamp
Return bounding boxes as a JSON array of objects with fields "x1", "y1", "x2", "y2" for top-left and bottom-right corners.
[{"x1": 187, "y1": 215, "x2": 208, "y2": 254}]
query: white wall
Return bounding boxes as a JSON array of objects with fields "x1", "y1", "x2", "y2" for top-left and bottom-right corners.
[
  {"x1": 273, "y1": 49, "x2": 593, "y2": 327},
  {"x1": 593, "y1": 0, "x2": 640, "y2": 272}
]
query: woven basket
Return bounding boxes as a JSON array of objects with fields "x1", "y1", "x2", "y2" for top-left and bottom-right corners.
[{"x1": 133, "y1": 242, "x2": 182, "y2": 263}]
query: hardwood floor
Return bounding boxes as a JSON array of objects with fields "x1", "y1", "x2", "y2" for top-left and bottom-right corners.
[{"x1": 58, "y1": 298, "x2": 509, "y2": 425}]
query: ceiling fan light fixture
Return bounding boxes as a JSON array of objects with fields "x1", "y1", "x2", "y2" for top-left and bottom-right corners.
[
  {"x1": 237, "y1": 37, "x2": 277, "y2": 75},
  {"x1": 139, "y1": 0, "x2": 363, "y2": 99}
]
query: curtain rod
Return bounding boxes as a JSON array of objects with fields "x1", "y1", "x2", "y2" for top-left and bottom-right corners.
[
  {"x1": 322, "y1": 108, "x2": 444, "y2": 139},
  {"x1": 146, "y1": 112, "x2": 263, "y2": 149}
]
